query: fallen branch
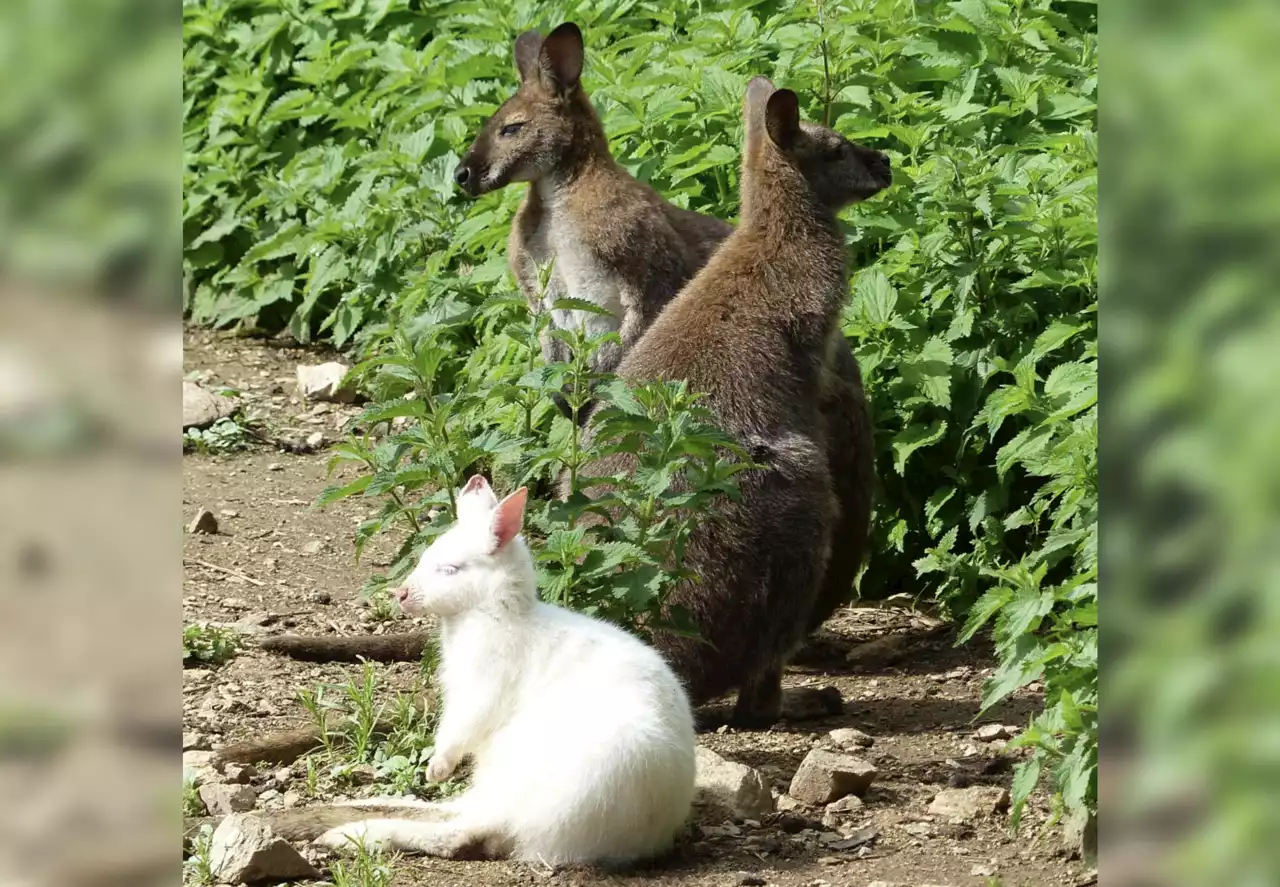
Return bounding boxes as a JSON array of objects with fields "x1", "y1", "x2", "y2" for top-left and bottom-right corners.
[{"x1": 186, "y1": 558, "x2": 266, "y2": 587}]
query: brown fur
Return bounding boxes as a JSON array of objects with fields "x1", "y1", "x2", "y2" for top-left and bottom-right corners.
[
  {"x1": 245, "y1": 34, "x2": 880, "y2": 738},
  {"x1": 455, "y1": 22, "x2": 730, "y2": 377},
  {"x1": 580, "y1": 77, "x2": 891, "y2": 725}
]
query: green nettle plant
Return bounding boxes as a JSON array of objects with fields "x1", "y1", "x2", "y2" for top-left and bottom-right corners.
[
  {"x1": 319, "y1": 290, "x2": 752, "y2": 638},
  {"x1": 184, "y1": 0, "x2": 1097, "y2": 837}
]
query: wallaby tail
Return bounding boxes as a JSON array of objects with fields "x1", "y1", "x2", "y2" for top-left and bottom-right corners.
[
  {"x1": 268, "y1": 804, "x2": 451, "y2": 844},
  {"x1": 214, "y1": 693, "x2": 434, "y2": 766},
  {"x1": 259, "y1": 630, "x2": 430, "y2": 663}
]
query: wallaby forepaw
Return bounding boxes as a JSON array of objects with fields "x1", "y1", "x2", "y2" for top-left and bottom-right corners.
[{"x1": 426, "y1": 753, "x2": 456, "y2": 783}]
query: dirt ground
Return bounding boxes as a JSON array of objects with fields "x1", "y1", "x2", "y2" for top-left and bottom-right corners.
[{"x1": 182, "y1": 328, "x2": 1092, "y2": 887}]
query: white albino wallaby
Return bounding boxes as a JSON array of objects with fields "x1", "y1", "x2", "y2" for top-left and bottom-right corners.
[{"x1": 317, "y1": 475, "x2": 697, "y2": 864}]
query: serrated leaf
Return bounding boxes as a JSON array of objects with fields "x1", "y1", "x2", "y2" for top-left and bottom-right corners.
[{"x1": 891, "y1": 420, "x2": 947, "y2": 475}]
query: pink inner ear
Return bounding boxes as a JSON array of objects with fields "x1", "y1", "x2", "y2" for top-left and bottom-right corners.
[
  {"x1": 462, "y1": 475, "x2": 490, "y2": 496},
  {"x1": 491, "y1": 487, "x2": 529, "y2": 551}
]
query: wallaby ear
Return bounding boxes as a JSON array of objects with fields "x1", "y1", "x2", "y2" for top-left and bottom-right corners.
[
  {"x1": 491, "y1": 487, "x2": 529, "y2": 551},
  {"x1": 538, "y1": 22, "x2": 584, "y2": 95},
  {"x1": 765, "y1": 89, "x2": 800, "y2": 149},
  {"x1": 743, "y1": 76, "x2": 775, "y2": 148},
  {"x1": 457, "y1": 475, "x2": 498, "y2": 524},
  {"x1": 513, "y1": 29, "x2": 543, "y2": 83}
]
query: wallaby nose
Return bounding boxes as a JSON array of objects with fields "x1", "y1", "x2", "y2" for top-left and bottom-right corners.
[
  {"x1": 453, "y1": 163, "x2": 471, "y2": 188},
  {"x1": 391, "y1": 586, "x2": 409, "y2": 603},
  {"x1": 877, "y1": 151, "x2": 891, "y2": 168}
]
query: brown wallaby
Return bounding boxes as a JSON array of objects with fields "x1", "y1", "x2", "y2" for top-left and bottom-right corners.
[
  {"x1": 238, "y1": 36, "x2": 879, "y2": 750},
  {"x1": 579, "y1": 76, "x2": 891, "y2": 726},
  {"x1": 453, "y1": 22, "x2": 730, "y2": 379}
]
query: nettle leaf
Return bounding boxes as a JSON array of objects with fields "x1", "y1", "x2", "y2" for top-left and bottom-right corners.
[
  {"x1": 901, "y1": 336, "x2": 953, "y2": 408},
  {"x1": 853, "y1": 268, "x2": 897, "y2": 326},
  {"x1": 891, "y1": 420, "x2": 947, "y2": 475}
]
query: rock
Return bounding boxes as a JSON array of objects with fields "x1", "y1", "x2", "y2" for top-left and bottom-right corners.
[
  {"x1": 927, "y1": 786, "x2": 1010, "y2": 822},
  {"x1": 209, "y1": 813, "x2": 320, "y2": 884},
  {"x1": 775, "y1": 793, "x2": 803, "y2": 812},
  {"x1": 309, "y1": 591, "x2": 332, "y2": 605},
  {"x1": 223, "y1": 763, "x2": 257, "y2": 784},
  {"x1": 903, "y1": 821, "x2": 934, "y2": 839},
  {"x1": 187, "y1": 509, "x2": 219, "y2": 535},
  {"x1": 183, "y1": 381, "x2": 238, "y2": 430},
  {"x1": 281, "y1": 790, "x2": 302, "y2": 809},
  {"x1": 258, "y1": 789, "x2": 281, "y2": 802},
  {"x1": 788, "y1": 749, "x2": 878, "y2": 805},
  {"x1": 183, "y1": 730, "x2": 209, "y2": 751},
  {"x1": 300, "y1": 540, "x2": 325, "y2": 556},
  {"x1": 817, "y1": 856, "x2": 841, "y2": 866},
  {"x1": 974, "y1": 723, "x2": 1018, "y2": 742},
  {"x1": 736, "y1": 876, "x2": 766, "y2": 887},
  {"x1": 296, "y1": 362, "x2": 356, "y2": 403},
  {"x1": 347, "y1": 763, "x2": 377, "y2": 785},
  {"x1": 272, "y1": 768, "x2": 292, "y2": 788},
  {"x1": 776, "y1": 812, "x2": 818, "y2": 834},
  {"x1": 267, "y1": 462, "x2": 283, "y2": 471},
  {"x1": 827, "y1": 826, "x2": 878, "y2": 851},
  {"x1": 827, "y1": 727, "x2": 874, "y2": 749},
  {"x1": 199, "y1": 783, "x2": 257, "y2": 815},
  {"x1": 183, "y1": 750, "x2": 220, "y2": 786},
  {"x1": 694, "y1": 746, "x2": 774, "y2": 818},
  {"x1": 971, "y1": 863, "x2": 997, "y2": 876},
  {"x1": 305, "y1": 431, "x2": 325, "y2": 449},
  {"x1": 825, "y1": 794, "x2": 864, "y2": 814},
  {"x1": 866, "y1": 882, "x2": 902, "y2": 887}
]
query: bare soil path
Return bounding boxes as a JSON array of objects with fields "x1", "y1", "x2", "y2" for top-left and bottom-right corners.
[{"x1": 182, "y1": 328, "x2": 1089, "y2": 887}]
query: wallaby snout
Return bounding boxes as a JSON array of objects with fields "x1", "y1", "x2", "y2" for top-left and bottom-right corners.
[{"x1": 453, "y1": 154, "x2": 485, "y2": 197}]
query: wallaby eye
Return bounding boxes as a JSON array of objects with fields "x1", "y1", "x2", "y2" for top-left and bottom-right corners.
[
  {"x1": 437, "y1": 564, "x2": 459, "y2": 575},
  {"x1": 499, "y1": 122, "x2": 525, "y2": 137}
]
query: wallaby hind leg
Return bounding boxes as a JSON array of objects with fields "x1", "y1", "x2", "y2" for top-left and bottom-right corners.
[
  {"x1": 317, "y1": 816, "x2": 512, "y2": 860},
  {"x1": 729, "y1": 662, "x2": 784, "y2": 727}
]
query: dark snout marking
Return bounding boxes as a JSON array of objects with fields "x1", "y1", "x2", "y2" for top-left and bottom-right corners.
[{"x1": 454, "y1": 163, "x2": 472, "y2": 187}]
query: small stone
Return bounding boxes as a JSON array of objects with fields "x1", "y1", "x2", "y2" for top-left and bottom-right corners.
[
  {"x1": 281, "y1": 790, "x2": 303, "y2": 809},
  {"x1": 310, "y1": 591, "x2": 332, "y2": 605},
  {"x1": 187, "y1": 509, "x2": 219, "y2": 535},
  {"x1": 775, "y1": 793, "x2": 803, "y2": 812},
  {"x1": 928, "y1": 786, "x2": 1011, "y2": 822},
  {"x1": 183, "y1": 750, "x2": 219, "y2": 786},
  {"x1": 971, "y1": 863, "x2": 997, "y2": 876},
  {"x1": 220, "y1": 509, "x2": 240, "y2": 518},
  {"x1": 817, "y1": 856, "x2": 841, "y2": 866},
  {"x1": 267, "y1": 462, "x2": 283, "y2": 471},
  {"x1": 776, "y1": 812, "x2": 818, "y2": 834},
  {"x1": 974, "y1": 723, "x2": 1018, "y2": 742},
  {"x1": 827, "y1": 727, "x2": 874, "y2": 749},
  {"x1": 301, "y1": 540, "x2": 325, "y2": 556},
  {"x1": 273, "y1": 768, "x2": 292, "y2": 788},
  {"x1": 347, "y1": 763, "x2": 376, "y2": 785},
  {"x1": 867, "y1": 882, "x2": 902, "y2": 887},
  {"x1": 223, "y1": 763, "x2": 257, "y2": 784},
  {"x1": 258, "y1": 789, "x2": 281, "y2": 802},
  {"x1": 183, "y1": 380, "x2": 238, "y2": 430},
  {"x1": 694, "y1": 746, "x2": 775, "y2": 818},
  {"x1": 296, "y1": 362, "x2": 357, "y2": 403},
  {"x1": 199, "y1": 782, "x2": 257, "y2": 815},
  {"x1": 788, "y1": 749, "x2": 878, "y2": 805},
  {"x1": 828, "y1": 826, "x2": 879, "y2": 851},
  {"x1": 960, "y1": 742, "x2": 980, "y2": 757},
  {"x1": 209, "y1": 813, "x2": 320, "y2": 884},
  {"x1": 903, "y1": 821, "x2": 934, "y2": 839},
  {"x1": 824, "y1": 794, "x2": 864, "y2": 814},
  {"x1": 735, "y1": 876, "x2": 766, "y2": 887},
  {"x1": 305, "y1": 431, "x2": 324, "y2": 449},
  {"x1": 183, "y1": 730, "x2": 209, "y2": 751}
]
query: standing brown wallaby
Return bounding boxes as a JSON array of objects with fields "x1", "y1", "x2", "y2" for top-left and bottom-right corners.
[
  {"x1": 238, "y1": 38, "x2": 880, "y2": 753},
  {"x1": 453, "y1": 22, "x2": 730, "y2": 378},
  {"x1": 581, "y1": 77, "x2": 891, "y2": 726}
]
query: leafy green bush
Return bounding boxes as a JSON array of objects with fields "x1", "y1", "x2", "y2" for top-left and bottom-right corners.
[
  {"x1": 319, "y1": 292, "x2": 751, "y2": 637},
  {"x1": 183, "y1": 0, "x2": 1096, "y2": 836},
  {"x1": 182, "y1": 623, "x2": 241, "y2": 666}
]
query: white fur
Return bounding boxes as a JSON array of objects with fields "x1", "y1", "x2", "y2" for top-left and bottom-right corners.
[{"x1": 319, "y1": 478, "x2": 696, "y2": 865}]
